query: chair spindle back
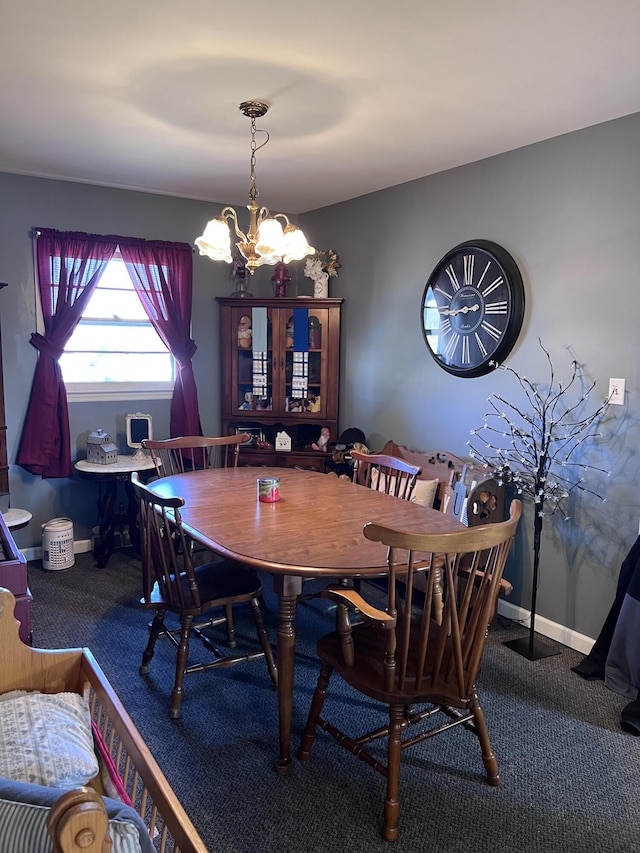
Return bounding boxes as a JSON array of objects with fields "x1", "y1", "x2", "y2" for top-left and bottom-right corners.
[
  {"x1": 351, "y1": 450, "x2": 422, "y2": 502},
  {"x1": 142, "y1": 434, "x2": 248, "y2": 478},
  {"x1": 364, "y1": 500, "x2": 521, "y2": 699},
  {"x1": 133, "y1": 474, "x2": 202, "y2": 611}
]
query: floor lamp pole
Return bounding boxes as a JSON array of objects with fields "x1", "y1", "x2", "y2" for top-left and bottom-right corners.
[{"x1": 503, "y1": 509, "x2": 560, "y2": 660}]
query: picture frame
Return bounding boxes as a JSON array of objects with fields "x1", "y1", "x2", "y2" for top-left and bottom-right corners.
[
  {"x1": 126, "y1": 412, "x2": 152, "y2": 462},
  {"x1": 235, "y1": 426, "x2": 264, "y2": 446}
]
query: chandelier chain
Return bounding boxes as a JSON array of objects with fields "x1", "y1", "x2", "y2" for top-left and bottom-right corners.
[
  {"x1": 249, "y1": 116, "x2": 270, "y2": 203},
  {"x1": 249, "y1": 116, "x2": 258, "y2": 201}
]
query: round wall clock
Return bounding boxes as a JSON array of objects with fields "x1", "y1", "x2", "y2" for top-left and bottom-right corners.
[{"x1": 421, "y1": 240, "x2": 525, "y2": 378}]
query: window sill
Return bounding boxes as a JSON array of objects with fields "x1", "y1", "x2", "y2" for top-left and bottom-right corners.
[{"x1": 66, "y1": 383, "x2": 174, "y2": 403}]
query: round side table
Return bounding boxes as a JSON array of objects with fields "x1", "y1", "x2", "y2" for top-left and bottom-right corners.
[
  {"x1": 1, "y1": 508, "x2": 33, "y2": 531},
  {"x1": 75, "y1": 455, "x2": 156, "y2": 568}
]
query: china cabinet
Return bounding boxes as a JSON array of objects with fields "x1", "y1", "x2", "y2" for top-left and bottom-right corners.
[{"x1": 216, "y1": 297, "x2": 342, "y2": 469}]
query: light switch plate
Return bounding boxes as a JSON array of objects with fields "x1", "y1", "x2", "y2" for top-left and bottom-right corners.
[{"x1": 609, "y1": 378, "x2": 625, "y2": 405}]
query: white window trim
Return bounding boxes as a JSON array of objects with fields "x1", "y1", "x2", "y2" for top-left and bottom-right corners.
[{"x1": 67, "y1": 381, "x2": 174, "y2": 403}]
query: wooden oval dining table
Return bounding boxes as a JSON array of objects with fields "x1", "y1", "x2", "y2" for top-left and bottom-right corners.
[{"x1": 146, "y1": 465, "x2": 465, "y2": 773}]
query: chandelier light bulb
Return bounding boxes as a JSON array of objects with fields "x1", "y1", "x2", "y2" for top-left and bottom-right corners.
[
  {"x1": 255, "y1": 218, "x2": 286, "y2": 259},
  {"x1": 194, "y1": 217, "x2": 233, "y2": 263}
]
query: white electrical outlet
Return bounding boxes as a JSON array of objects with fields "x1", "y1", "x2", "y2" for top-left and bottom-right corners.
[{"x1": 609, "y1": 378, "x2": 625, "y2": 405}]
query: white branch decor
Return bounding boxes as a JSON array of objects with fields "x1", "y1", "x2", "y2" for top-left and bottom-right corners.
[{"x1": 466, "y1": 338, "x2": 611, "y2": 659}]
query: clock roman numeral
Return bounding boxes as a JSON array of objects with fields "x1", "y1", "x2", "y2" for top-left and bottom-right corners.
[
  {"x1": 484, "y1": 300, "x2": 508, "y2": 314},
  {"x1": 480, "y1": 320, "x2": 502, "y2": 341},
  {"x1": 481, "y1": 276, "x2": 504, "y2": 297},
  {"x1": 445, "y1": 264, "x2": 461, "y2": 291},
  {"x1": 444, "y1": 332, "x2": 460, "y2": 361},
  {"x1": 476, "y1": 260, "x2": 492, "y2": 289},
  {"x1": 461, "y1": 335, "x2": 470, "y2": 364},
  {"x1": 435, "y1": 285, "x2": 452, "y2": 300},
  {"x1": 463, "y1": 254, "x2": 474, "y2": 286},
  {"x1": 474, "y1": 332, "x2": 488, "y2": 358}
]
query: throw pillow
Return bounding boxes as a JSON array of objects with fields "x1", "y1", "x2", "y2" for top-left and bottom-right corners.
[
  {"x1": 369, "y1": 469, "x2": 438, "y2": 508},
  {"x1": 410, "y1": 478, "x2": 439, "y2": 508},
  {"x1": 0, "y1": 691, "x2": 99, "y2": 788}
]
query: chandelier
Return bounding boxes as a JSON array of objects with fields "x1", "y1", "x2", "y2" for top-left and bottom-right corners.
[{"x1": 194, "y1": 101, "x2": 315, "y2": 275}]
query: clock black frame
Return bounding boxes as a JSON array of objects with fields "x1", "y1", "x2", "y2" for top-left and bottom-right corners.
[{"x1": 421, "y1": 240, "x2": 525, "y2": 378}]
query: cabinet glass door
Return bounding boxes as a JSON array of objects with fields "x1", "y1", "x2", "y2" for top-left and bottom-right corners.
[
  {"x1": 233, "y1": 307, "x2": 273, "y2": 414},
  {"x1": 281, "y1": 307, "x2": 328, "y2": 417}
]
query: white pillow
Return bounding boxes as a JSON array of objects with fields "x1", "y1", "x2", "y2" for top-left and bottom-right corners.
[
  {"x1": 369, "y1": 469, "x2": 438, "y2": 507},
  {"x1": 410, "y1": 477, "x2": 439, "y2": 508},
  {"x1": 0, "y1": 691, "x2": 99, "y2": 787}
]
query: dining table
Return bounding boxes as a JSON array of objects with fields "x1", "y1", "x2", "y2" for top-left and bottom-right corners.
[{"x1": 146, "y1": 465, "x2": 465, "y2": 772}]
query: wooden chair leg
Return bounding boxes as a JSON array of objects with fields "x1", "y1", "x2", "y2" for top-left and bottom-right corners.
[
  {"x1": 249, "y1": 597, "x2": 278, "y2": 688},
  {"x1": 383, "y1": 704, "x2": 404, "y2": 842},
  {"x1": 298, "y1": 663, "x2": 332, "y2": 761},
  {"x1": 170, "y1": 615, "x2": 193, "y2": 719},
  {"x1": 140, "y1": 610, "x2": 165, "y2": 675},
  {"x1": 469, "y1": 692, "x2": 501, "y2": 786},
  {"x1": 224, "y1": 602, "x2": 237, "y2": 648}
]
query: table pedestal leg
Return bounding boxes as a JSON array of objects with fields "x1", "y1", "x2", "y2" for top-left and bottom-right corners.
[
  {"x1": 273, "y1": 574, "x2": 303, "y2": 775},
  {"x1": 94, "y1": 480, "x2": 118, "y2": 568},
  {"x1": 125, "y1": 478, "x2": 141, "y2": 552}
]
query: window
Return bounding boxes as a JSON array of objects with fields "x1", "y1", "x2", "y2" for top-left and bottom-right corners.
[{"x1": 61, "y1": 252, "x2": 175, "y2": 402}]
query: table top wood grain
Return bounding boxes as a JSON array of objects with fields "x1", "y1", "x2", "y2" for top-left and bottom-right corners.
[{"x1": 148, "y1": 466, "x2": 465, "y2": 577}]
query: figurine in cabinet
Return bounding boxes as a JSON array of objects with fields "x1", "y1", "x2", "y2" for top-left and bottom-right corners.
[
  {"x1": 286, "y1": 316, "x2": 294, "y2": 349},
  {"x1": 286, "y1": 397, "x2": 304, "y2": 413},
  {"x1": 312, "y1": 426, "x2": 330, "y2": 452},
  {"x1": 237, "y1": 314, "x2": 252, "y2": 349},
  {"x1": 305, "y1": 393, "x2": 321, "y2": 413},
  {"x1": 238, "y1": 391, "x2": 255, "y2": 410}
]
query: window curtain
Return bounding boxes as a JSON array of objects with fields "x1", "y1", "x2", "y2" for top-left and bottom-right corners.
[
  {"x1": 119, "y1": 239, "x2": 201, "y2": 439},
  {"x1": 16, "y1": 230, "x2": 116, "y2": 478}
]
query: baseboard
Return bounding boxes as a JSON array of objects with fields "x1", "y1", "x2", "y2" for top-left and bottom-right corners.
[
  {"x1": 21, "y1": 538, "x2": 93, "y2": 564},
  {"x1": 16, "y1": 540, "x2": 596, "y2": 656},
  {"x1": 497, "y1": 599, "x2": 595, "y2": 656}
]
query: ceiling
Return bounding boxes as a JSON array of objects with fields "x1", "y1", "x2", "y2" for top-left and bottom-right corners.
[{"x1": 2, "y1": 1, "x2": 640, "y2": 214}]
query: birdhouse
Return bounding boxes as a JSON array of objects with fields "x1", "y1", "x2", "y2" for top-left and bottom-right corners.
[{"x1": 86, "y1": 429, "x2": 118, "y2": 465}]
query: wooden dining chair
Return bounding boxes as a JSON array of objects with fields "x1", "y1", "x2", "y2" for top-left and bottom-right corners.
[
  {"x1": 142, "y1": 433, "x2": 248, "y2": 478},
  {"x1": 347, "y1": 450, "x2": 424, "y2": 597},
  {"x1": 351, "y1": 450, "x2": 422, "y2": 501},
  {"x1": 131, "y1": 473, "x2": 277, "y2": 719},
  {"x1": 298, "y1": 500, "x2": 522, "y2": 842},
  {"x1": 142, "y1": 434, "x2": 251, "y2": 641}
]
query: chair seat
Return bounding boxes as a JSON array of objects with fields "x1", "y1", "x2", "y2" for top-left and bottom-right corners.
[
  {"x1": 316, "y1": 621, "x2": 465, "y2": 707},
  {"x1": 145, "y1": 561, "x2": 262, "y2": 615}
]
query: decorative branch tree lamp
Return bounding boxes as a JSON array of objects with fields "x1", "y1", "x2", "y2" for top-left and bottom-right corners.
[{"x1": 467, "y1": 340, "x2": 611, "y2": 660}]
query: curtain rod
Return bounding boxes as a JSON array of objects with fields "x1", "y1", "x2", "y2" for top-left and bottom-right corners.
[{"x1": 30, "y1": 228, "x2": 195, "y2": 251}]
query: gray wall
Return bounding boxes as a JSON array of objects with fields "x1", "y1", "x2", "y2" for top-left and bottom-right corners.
[
  {"x1": 1, "y1": 111, "x2": 639, "y2": 640},
  {"x1": 302, "y1": 112, "x2": 640, "y2": 641}
]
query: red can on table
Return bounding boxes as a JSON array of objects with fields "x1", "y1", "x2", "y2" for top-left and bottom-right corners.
[{"x1": 257, "y1": 477, "x2": 280, "y2": 503}]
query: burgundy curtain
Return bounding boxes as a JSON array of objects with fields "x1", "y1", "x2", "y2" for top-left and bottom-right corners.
[
  {"x1": 119, "y1": 239, "x2": 201, "y2": 438},
  {"x1": 16, "y1": 230, "x2": 116, "y2": 478}
]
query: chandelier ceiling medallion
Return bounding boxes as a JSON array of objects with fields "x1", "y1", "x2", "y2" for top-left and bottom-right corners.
[{"x1": 195, "y1": 101, "x2": 315, "y2": 275}]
